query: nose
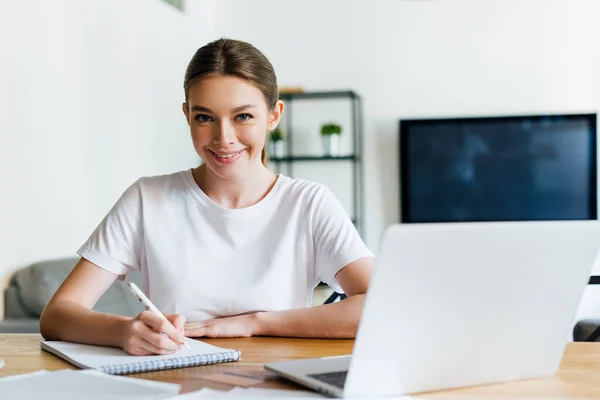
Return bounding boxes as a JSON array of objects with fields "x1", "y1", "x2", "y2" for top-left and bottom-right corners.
[{"x1": 214, "y1": 120, "x2": 235, "y2": 146}]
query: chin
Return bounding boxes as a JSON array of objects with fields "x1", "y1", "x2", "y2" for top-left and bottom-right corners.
[
  {"x1": 212, "y1": 167, "x2": 243, "y2": 180},
  {"x1": 202, "y1": 159, "x2": 244, "y2": 180}
]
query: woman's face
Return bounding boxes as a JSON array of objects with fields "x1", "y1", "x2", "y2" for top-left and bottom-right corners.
[{"x1": 183, "y1": 74, "x2": 282, "y2": 180}]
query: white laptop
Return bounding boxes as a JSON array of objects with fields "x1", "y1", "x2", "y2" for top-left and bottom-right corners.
[{"x1": 265, "y1": 221, "x2": 600, "y2": 398}]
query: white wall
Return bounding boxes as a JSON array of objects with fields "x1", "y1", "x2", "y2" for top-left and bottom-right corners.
[
  {"x1": 215, "y1": 0, "x2": 600, "y2": 321},
  {"x1": 215, "y1": 0, "x2": 599, "y2": 248},
  {"x1": 0, "y1": 0, "x2": 216, "y2": 318}
]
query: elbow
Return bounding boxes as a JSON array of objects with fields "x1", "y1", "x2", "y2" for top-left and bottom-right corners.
[
  {"x1": 338, "y1": 316, "x2": 361, "y2": 339},
  {"x1": 350, "y1": 293, "x2": 367, "y2": 338},
  {"x1": 39, "y1": 303, "x2": 59, "y2": 341},
  {"x1": 349, "y1": 315, "x2": 361, "y2": 339}
]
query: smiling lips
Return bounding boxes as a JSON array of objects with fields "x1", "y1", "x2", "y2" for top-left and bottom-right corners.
[{"x1": 210, "y1": 149, "x2": 245, "y2": 164}]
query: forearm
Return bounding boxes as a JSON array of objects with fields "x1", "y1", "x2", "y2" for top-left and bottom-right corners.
[
  {"x1": 39, "y1": 300, "x2": 129, "y2": 347},
  {"x1": 255, "y1": 294, "x2": 365, "y2": 338}
]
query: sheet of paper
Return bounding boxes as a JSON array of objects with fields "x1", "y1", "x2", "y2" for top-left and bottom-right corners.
[
  {"x1": 229, "y1": 387, "x2": 326, "y2": 398},
  {"x1": 79, "y1": 369, "x2": 182, "y2": 391},
  {"x1": 0, "y1": 369, "x2": 181, "y2": 400},
  {"x1": 169, "y1": 387, "x2": 327, "y2": 398},
  {"x1": 0, "y1": 370, "x2": 50, "y2": 382},
  {"x1": 168, "y1": 388, "x2": 232, "y2": 398}
]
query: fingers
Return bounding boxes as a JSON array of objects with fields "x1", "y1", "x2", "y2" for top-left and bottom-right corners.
[
  {"x1": 184, "y1": 321, "x2": 204, "y2": 337},
  {"x1": 138, "y1": 311, "x2": 184, "y2": 345},
  {"x1": 185, "y1": 321, "x2": 213, "y2": 338},
  {"x1": 166, "y1": 314, "x2": 186, "y2": 332},
  {"x1": 135, "y1": 319, "x2": 181, "y2": 353},
  {"x1": 185, "y1": 327, "x2": 205, "y2": 337},
  {"x1": 136, "y1": 336, "x2": 178, "y2": 355},
  {"x1": 141, "y1": 332, "x2": 180, "y2": 353},
  {"x1": 122, "y1": 327, "x2": 178, "y2": 356},
  {"x1": 122, "y1": 312, "x2": 189, "y2": 356},
  {"x1": 125, "y1": 337, "x2": 174, "y2": 356}
]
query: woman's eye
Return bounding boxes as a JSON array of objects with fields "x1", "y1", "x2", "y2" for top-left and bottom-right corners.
[
  {"x1": 236, "y1": 113, "x2": 253, "y2": 121},
  {"x1": 194, "y1": 114, "x2": 212, "y2": 122}
]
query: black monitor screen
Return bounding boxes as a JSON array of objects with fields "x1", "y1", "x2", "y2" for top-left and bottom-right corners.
[{"x1": 400, "y1": 114, "x2": 597, "y2": 223}]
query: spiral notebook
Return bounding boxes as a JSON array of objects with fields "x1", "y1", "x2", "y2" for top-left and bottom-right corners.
[{"x1": 41, "y1": 338, "x2": 241, "y2": 375}]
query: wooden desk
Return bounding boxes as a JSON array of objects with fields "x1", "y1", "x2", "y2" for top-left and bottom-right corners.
[{"x1": 1, "y1": 334, "x2": 599, "y2": 398}]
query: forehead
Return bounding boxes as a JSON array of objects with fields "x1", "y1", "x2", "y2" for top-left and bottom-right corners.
[{"x1": 187, "y1": 75, "x2": 267, "y2": 110}]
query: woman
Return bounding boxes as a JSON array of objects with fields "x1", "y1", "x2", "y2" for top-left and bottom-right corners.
[{"x1": 40, "y1": 38, "x2": 374, "y2": 356}]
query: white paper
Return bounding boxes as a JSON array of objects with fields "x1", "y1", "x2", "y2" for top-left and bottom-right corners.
[
  {"x1": 0, "y1": 370, "x2": 50, "y2": 382},
  {"x1": 79, "y1": 369, "x2": 182, "y2": 391},
  {"x1": 230, "y1": 387, "x2": 326, "y2": 397},
  {"x1": 171, "y1": 388, "x2": 233, "y2": 398},
  {"x1": 0, "y1": 369, "x2": 181, "y2": 400},
  {"x1": 169, "y1": 387, "x2": 326, "y2": 398}
]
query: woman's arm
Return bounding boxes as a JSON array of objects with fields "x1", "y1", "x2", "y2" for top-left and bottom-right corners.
[
  {"x1": 185, "y1": 256, "x2": 374, "y2": 339},
  {"x1": 40, "y1": 258, "x2": 129, "y2": 346},
  {"x1": 256, "y1": 257, "x2": 373, "y2": 338},
  {"x1": 40, "y1": 258, "x2": 185, "y2": 355}
]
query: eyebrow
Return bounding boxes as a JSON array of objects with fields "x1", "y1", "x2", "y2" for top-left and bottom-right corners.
[{"x1": 190, "y1": 104, "x2": 257, "y2": 113}]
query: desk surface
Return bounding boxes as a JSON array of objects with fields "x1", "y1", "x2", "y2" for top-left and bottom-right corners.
[{"x1": 1, "y1": 334, "x2": 600, "y2": 398}]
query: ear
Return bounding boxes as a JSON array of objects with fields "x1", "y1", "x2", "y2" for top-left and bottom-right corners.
[
  {"x1": 182, "y1": 103, "x2": 190, "y2": 126},
  {"x1": 267, "y1": 100, "x2": 284, "y2": 131}
]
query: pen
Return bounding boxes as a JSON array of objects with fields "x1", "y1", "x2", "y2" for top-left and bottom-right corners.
[{"x1": 128, "y1": 282, "x2": 191, "y2": 350}]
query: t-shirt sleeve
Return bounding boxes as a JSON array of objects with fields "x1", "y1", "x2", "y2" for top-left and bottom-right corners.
[
  {"x1": 312, "y1": 186, "x2": 375, "y2": 293},
  {"x1": 77, "y1": 179, "x2": 144, "y2": 278}
]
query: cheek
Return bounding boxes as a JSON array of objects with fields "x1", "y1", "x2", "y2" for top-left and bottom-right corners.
[
  {"x1": 236, "y1": 126, "x2": 260, "y2": 147},
  {"x1": 237, "y1": 125, "x2": 266, "y2": 146},
  {"x1": 191, "y1": 126, "x2": 214, "y2": 145}
]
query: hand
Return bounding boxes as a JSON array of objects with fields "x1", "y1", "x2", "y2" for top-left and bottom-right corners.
[
  {"x1": 120, "y1": 311, "x2": 186, "y2": 356},
  {"x1": 185, "y1": 313, "x2": 259, "y2": 338}
]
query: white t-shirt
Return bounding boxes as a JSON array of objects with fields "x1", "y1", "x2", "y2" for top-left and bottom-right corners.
[{"x1": 78, "y1": 169, "x2": 374, "y2": 321}]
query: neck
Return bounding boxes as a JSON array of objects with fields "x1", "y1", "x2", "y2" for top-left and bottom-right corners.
[{"x1": 193, "y1": 163, "x2": 277, "y2": 209}]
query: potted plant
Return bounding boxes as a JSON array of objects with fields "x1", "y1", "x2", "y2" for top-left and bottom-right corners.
[
  {"x1": 267, "y1": 127, "x2": 285, "y2": 159},
  {"x1": 320, "y1": 122, "x2": 342, "y2": 156}
]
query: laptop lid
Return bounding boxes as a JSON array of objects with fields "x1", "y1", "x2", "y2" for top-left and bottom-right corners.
[{"x1": 344, "y1": 221, "x2": 600, "y2": 398}]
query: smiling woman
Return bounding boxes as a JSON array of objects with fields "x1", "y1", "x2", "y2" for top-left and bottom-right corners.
[
  {"x1": 39, "y1": 38, "x2": 375, "y2": 356},
  {"x1": 183, "y1": 74, "x2": 279, "y2": 185}
]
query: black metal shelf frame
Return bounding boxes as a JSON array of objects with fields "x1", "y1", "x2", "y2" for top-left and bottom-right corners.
[
  {"x1": 270, "y1": 155, "x2": 358, "y2": 162},
  {"x1": 269, "y1": 90, "x2": 365, "y2": 239}
]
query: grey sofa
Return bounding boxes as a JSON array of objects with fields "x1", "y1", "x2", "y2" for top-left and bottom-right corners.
[
  {"x1": 3, "y1": 257, "x2": 600, "y2": 340},
  {"x1": 1, "y1": 257, "x2": 144, "y2": 333}
]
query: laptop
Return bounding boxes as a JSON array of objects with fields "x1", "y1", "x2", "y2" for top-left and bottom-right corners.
[{"x1": 265, "y1": 221, "x2": 600, "y2": 398}]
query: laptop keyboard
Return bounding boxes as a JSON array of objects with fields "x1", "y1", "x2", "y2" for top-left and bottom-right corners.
[{"x1": 308, "y1": 370, "x2": 348, "y2": 389}]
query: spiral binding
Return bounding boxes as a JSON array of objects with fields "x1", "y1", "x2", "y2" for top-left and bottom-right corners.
[{"x1": 98, "y1": 349, "x2": 242, "y2": 375}]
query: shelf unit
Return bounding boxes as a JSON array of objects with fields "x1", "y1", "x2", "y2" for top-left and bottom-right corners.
[{"x1": 269, "y1": 90, "x2": 365, "y2": 239}]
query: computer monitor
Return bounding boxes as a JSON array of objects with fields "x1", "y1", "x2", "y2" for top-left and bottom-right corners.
[{"x1": 399, "y1": 113, "x2": 597, "y2": 223}]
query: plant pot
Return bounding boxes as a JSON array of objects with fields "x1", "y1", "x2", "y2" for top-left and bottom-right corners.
[
  {"x1": 322, "y1": 134, "x2": 340, "y2": 157},
  {"x1": 268, "y1": 141, "x2": 285, "y2": 159}
]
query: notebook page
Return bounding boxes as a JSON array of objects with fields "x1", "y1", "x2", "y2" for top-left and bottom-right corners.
[{"x1": 41, "y1": 338, "x2": 239, "y2": 370}]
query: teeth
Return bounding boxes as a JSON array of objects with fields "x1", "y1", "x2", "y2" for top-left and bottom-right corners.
[{"x1": 216, "y1": 151, "x2": 241, "y2": 159}]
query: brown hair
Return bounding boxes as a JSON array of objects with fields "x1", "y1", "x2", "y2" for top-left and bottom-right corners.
[{"x1": 183, "y1": 38, "x2": 279, "y2": 166}]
